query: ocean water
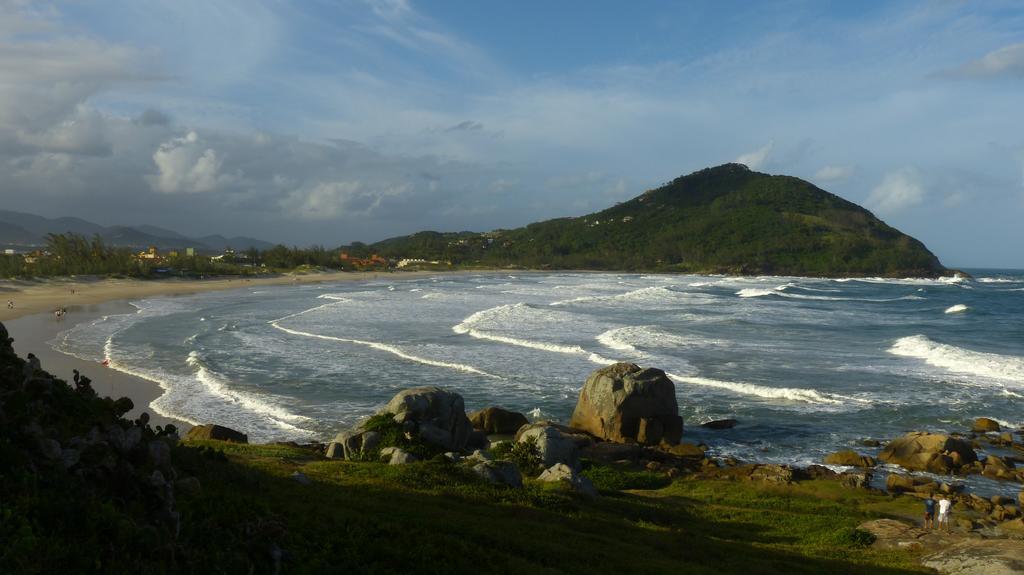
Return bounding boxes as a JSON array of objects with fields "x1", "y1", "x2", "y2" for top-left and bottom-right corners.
[{"x1": 52, "y1": 271, "x2": 1024, "y2": 495}]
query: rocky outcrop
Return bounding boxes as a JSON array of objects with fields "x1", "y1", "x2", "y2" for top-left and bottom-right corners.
[
  {"x1": 878, "y1": 432, "x2": 977, "y2": 474},
  {"x1": 972, "y1": 418, "x2": 1001, "y2": 433},
  {"x1": 380, "y1": 386, "x2": 472, "y2": 451},
  {"x1": 569, "y1": 363, "x2": 683, "y2": 446},
  {"x1": 823, "y1": 450, "x2": 876, "y2": 468},
  {"x1": 327, "y1": 387, "x2": 474, "y2": 460},
  {"x1": 184, "y1": 424, "x2": 248, "y2": 444},
  {"x1": 515, "y1": 422, "x2": 593, "y2": 469},
  {"x1": 468, "y1": 407, "x2": 529, "y2": 435},
  {"x1": 923, "y1": 539, "x2": 1024, "y2": 574},
  {"x1": 537, "y1": 463, "x2": 597, "y2": 497},
  {"x1": 472, "y1": 461, "x2": 522, "y2": 488}
]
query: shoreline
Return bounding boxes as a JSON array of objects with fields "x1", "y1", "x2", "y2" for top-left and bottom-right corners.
[
  {"x1": 1, "y1": 270, "x2": 475, "y2": 433},
  {"x1": 0, "y1": 270, "x2": 452, "y2": 322}
]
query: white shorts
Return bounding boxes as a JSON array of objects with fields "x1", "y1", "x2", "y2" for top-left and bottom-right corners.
[{"x1": 938, "y1": 512, "x2": 949, "y2": 522}]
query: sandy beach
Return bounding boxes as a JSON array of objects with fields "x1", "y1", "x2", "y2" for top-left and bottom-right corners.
[
  {"x1": 0, "y1": 270, "x2": 451, "y2": 433},
  {"x1": 0, "y1": 271, "x2": 435, "y2": 322}
]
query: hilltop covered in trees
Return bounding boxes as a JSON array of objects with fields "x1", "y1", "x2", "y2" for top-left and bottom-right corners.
[{"x1": 362, "y1": 164, "x2": 948, "y2": 277}]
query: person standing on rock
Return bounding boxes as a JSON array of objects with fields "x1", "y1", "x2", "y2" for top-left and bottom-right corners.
[
  {"x1": 923, "y1": 494, "x2": 936, "y2": 530},
  {"x1": 937, "y1": 494, "x2": 952, "y2": 532}
]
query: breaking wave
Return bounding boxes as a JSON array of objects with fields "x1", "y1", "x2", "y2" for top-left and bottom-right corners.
[
  {"x1": 944, "y1": 304, "x2": 969, "y2": 314},
  {"x1": 271, "y1": 321, "x2": 497, "y2": 378},
  {"x1": 668, "y1": 373, "x2": 868, "y2": 406},
  {"x1": 888, "y1": 335, "x2": 1024, "y2": 385}
]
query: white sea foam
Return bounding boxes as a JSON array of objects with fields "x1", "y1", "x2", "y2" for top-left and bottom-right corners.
[
  {"x1": 272, "y1": 322, "x2": 498, "y2": 378},
  {"x1": 944, "y1": 304, "x2": 969, "y2": 314},
  {"x1": 596, "y1": 326, "x2": 717, "y2": 354},
  {"x1": 978, "y1": 278, "x2": 1016, "y2": 283},
  {"x1": 889, "y1": 335, "x2": 1024, "y2": 385},
  {"x1": 550, "y1": 285, "x2": 689, "y2": 306},
  {"x1": 736, "y1": 288, "x2": 777, "y2": 298},
  {"x1": 100, "y1": 338, "x2": 313, "y2": 440},
  {"x1": 737, "y1": 287, "x2": 923, "y2": 302},
  {"x1": 185, "y1": 351, "x2": 310, "y2": 426},
  {"x1": 667, "y1": 373, "x2": 866, "y2": 406}
]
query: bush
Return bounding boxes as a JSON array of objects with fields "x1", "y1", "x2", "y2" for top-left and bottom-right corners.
[{"x1": 491, "y1": 437, "x2": 542, "y2": 475}]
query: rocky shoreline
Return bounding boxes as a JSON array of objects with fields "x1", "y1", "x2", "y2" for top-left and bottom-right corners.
[{"x1": 6, "y1": 314, "x2": 1023, "y2": 573}]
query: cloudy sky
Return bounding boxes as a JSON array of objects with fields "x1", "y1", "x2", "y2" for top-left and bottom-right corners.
[{"x1": 1, "y1": 1, "x2": 1022, "y2": 267}]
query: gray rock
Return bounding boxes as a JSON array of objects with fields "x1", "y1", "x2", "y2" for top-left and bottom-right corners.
[
  {"x1": 515, "y1": 422, "x2": 593, "y2": 469},
  {"x1": 388, "y1": 448, "x2": 418, "y2": 465},
  {"x1": 290, "y1": 471, "x2": 313, "y2": 485},
  {"x1": 124, "y1": 426, "x2": 143, "y2": 452},
  {"x1": 379, "y1": 387, "x2": 473, "y2": 451},
  {"x1": 39, "y1": 438, "x2": 62, "y2": 461},
  {"x1": 148, "y1": 439, "x2": 172, "y2": 471},
  {"x1": 325, "y1": 441, "x2": 345, "y2": 459},
  {"x1": 468, "y1": 407, "x2": 530, "y2": 435},
  {"x1": 466, "y1": 449, "x2": 492, "y2": 463},
  {"x1": 175, "y1": 476, "x2": 202, "y2": 494},
  {"x1": 537, "y1": 463, "x2": 598, "y2": 497},
  {"x1": 185, "y1": 424, "x2": 248, "y2": 444},
  {"x1": 60, "y1": 448, "x2": 80, "y2": 469},
  {"x1": 360, "y1": 431, "x2": 382, "y2": 455},
  {"x1": 923, "y1": 539, "x2": 1024, "y2": 575},
  {"x1": 473, "y1": 461, "x2": 523, "y2": 488},
  {"x1": 106, "y1": 425, "x2": 126, "y2": 452},
  {"x1": 570, "y1": 363, "x2": 683, "y2": 446},
  {"x1": 878, "y1": 432, "x2": 977, "y2": 473}
]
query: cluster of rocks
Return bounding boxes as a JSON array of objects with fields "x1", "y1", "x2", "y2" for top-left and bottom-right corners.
[
  {"x1": 315, "y1": 362, "x2": 904, "y2": 494},
  {"x1": 322, "y1": 363, "x2": 721, "y2": 494},
  {"x1": 0, "y1": 321, "x2": 188, "y2": 544}
]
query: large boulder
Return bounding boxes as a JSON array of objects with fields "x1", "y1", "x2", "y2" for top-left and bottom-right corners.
[
  {"x1": 472, "y1": 461, "x2": 523, "y2": 488},
  {"x1": 569, "y1": 363, "x2": 683, "y2": 446},
  {"x1": 878, "y1": 432, "x2": 976, "y2": 473},
  {"x1": 537, "y1": 463, "x2": 598, "y2": 497},
  {"x1": 379, "y1": 387, "x2": 472, "y2": 452},
  {"x1": 823, "y1": 450, "x2": 877, "y2": 468},
  {"x1": 184, "y1": 424, "x2": 248, "y2": 444},
  {"x1": 515, "y1": 422, "x2": 593, "y2": 469},
  {"x1": 468, "y1": 407, "x2": 529, "y2": 435},
  {"x1": 972, "y1": 417, "x2": 1001, "y2": 433}
]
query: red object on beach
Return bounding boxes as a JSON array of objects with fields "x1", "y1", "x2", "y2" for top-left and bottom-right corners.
[{"x1": 101, "y1": 359, "x2": 110, "y2": 367}]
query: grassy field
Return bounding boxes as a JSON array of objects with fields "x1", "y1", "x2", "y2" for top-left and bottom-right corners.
[{"x1": 173, "y1": 440, "x2": 932, "y2": 574}]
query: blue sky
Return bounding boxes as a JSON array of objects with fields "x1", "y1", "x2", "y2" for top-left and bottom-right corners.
[{"x1": 1, "y1": 1, "x2": 1022, "y2": 267}]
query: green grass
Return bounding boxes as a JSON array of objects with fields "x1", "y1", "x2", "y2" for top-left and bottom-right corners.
[{"x1": 171, "y1": 441, "x2": 932, "y2": 574}]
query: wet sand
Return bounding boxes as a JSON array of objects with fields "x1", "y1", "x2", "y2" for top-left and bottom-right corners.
[{"x1": 6, "y1": 300, "x2": 191, "y2": 431}]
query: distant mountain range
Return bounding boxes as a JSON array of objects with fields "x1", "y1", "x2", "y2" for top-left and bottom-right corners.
[
  {"x1": 0, "y1": 210, "x2": 274, "y2": 254},
  {"x1": 363, "y1": 163, "x2": 948, "y2": 277}
]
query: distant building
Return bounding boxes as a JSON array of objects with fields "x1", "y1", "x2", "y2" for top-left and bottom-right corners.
[
  {"x1": 137, "y1": 246, "x2": 159, "y2": 260},
  {"x1": 3, "y1": 249, "x2": 14, "y2": 255},
  {"x1": 185, "y1": 247, "x2": 195, "y2": 257}
]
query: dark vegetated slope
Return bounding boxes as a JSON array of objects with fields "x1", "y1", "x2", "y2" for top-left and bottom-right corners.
[{"x1": 367, "y1": 164, "x2": 946, "y2": 277}]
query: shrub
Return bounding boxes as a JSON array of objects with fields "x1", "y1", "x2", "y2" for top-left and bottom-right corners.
[{"x1": 491, "y1": 437, "x2": 542, "y2": 475}]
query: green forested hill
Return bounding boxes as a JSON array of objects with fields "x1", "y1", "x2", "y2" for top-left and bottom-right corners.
[{"x1": 364, "y1": 164, "x2": 947, "y2": 277}]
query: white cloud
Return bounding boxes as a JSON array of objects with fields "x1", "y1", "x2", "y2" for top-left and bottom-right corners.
[
  {"x1": 735, "y1": 142, "x2": 774, "y2": 170},
  {"x1": 150, "y1": 131, "x2": 228, "y2": 194},
  {"x1": 283, "y1": 180, "x2": 412, "y2": 220},
  {"x1": 867, "y1": 168, "x2": 926, "y2": 215},
  {"x1": 813, "y1": 165, "x2": 854, "y2": 183},
  {"x1": 940, "y1": 43, "x2": 1024, "y2": 79}
]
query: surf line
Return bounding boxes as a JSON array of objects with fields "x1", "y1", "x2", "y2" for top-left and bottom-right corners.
[{"x1": 270, "y1": 321, "x2": 499, "y2": 379}]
